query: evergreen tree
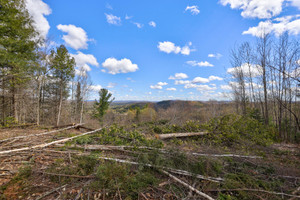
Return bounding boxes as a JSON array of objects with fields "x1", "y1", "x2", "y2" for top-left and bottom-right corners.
[
  {"x1": 49, "y1": 45, "x2": 75, "y2": 126},
  {"x1": 93, "y1": 88, "x2": 114, "y2": 124},
  {"x1": 0, "y1": 0, "x2": 39, "y2": 123}
]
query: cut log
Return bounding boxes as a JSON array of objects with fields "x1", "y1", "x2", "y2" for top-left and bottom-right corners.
[
  {"x1": 160, "y1": 170, "x2": 215, "y2": 200},
  {"x1": 56, "y1": 144, "x2": 262, "y2": 159},
  {"x1": 156, "y1": 132, "x2": 208, "y2": 139},
  {"x1": 0, "y1": 123, "x2": 84, "y2": 143},
  {"x1": 0, "y1": 127, "x2": 103, "y2": 155}
]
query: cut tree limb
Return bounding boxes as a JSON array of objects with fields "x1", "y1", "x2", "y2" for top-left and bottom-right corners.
[
  {"x1": 0, "y1": 127, "x2": 103, "y2": 155},
  {"x1": 56, "y1": 144, "x2": 261, "y2": 159},
  {"x1": 160, "y1": 170, "x2": 214, "y2": 200},
  {"x1": 98, "y1": 156, "x2": 223, "y2": 183},
  {"x1": 0, "y1": 123, "x2": 84, "y2": 143},
  {"x1": 36, "y1": 184, "x2": 67, "y2": 200},
  {"x1": 156, "y1": 132, "x2": 208, "y2": 139}
]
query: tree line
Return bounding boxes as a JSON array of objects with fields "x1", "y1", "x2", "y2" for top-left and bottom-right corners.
[
  {"x1": 229, "y1": 33, "x2": 300, "y2": 142},
  {"x1": 0, "y1": 0, "x2": 101, "y2": 126}
]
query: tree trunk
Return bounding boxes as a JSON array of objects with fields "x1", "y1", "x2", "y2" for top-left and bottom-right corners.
[{"x1": 56, "y1": 84, "x2": 63, "y2": 126}]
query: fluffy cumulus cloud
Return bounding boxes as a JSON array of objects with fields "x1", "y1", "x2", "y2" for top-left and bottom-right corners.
[
  {"x1": 186, "y1": 60, "x2": 214, "y2": 67},
  {"x1": 175, "y1": 80, "x2": 191, "y2": 85},
  {"x1": 71, "y1": 51, "x2": 99, "y2": 76},
  {"x1": 105, "y1": 13, "x2": 121, "y2": 25},
  {"x1": 220, "y1": 0, "x2": 285, "y2": 19},
  {"x1": 150, "y1": 82, "x2": 168, "y2": 90},
  {"x1": 89, "y1": 85, "x2": 102, "y2": 91},
  {"x1": 71, "y1": 51, "x2": 99, "y2": 74},
  {"x1": 169, "y1": 73, "x2": 188, "y2": 80},
  {"x1": 227, "y1": 63, "x2": 262, "y2": 77},
  {"x1": 57, "y1": 24, "x2": 90, "y2": 50},
  {"x1": 208, "y1": 53, "x2": 223, "y2": 59},
  {"x1": 102, "y1": 58, "x2": 138, "y2": 74},
  {"x1": 208, "y1": 75, "x2": 223, "y2": 81},
  {"x1": 25, "y1": 0, "x2": 51, "y2": 39},
  {"x1": 221, "y1": 85, "x2": 232, "y2": 90},
  {"x1": 149, "y1": 21, "x2": 156, "y2": 27},
  {"x1": 192, "y1": 77, "x2": 210, "y2": 83},
  {"x1": 166, "y1": 87, "x2": 177, "y2": 91},
  {"x1": 158, "y1": 41, "x2": 193, "y2": 55},
  {"x1": 185, "y1": 5, "x2": 200, "y2": 15},
  {"x1": 243, "y1": 15, "x2": 300, "y2": 37}
]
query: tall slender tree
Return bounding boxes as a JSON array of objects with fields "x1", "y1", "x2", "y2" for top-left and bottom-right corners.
[
  {"x1": 49, "y1": 45, "x2": 75, "y2": 126},
  {"x1": 0, "y1": 0, "x2": 39, "y2": 124}
]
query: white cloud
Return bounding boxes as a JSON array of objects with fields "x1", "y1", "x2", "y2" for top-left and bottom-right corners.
[
  {"x1": 185, "y1": 5, "x2": 200, "y2": 15},
  {"x1": 107, "y1": 82, "x2": 117, "y2": 88},
  {"x1": 186, "y1": 60, "x2": 214, "y2": 67},
  {"x1": 166, "y1": 87, "x2": 177, "y2": 91},
  {"x1": 209, "y1": 75, "x2": 223, "y2": 81},
  {"x1": 227, "y1": 63, "x2": 262, "y2": 77},
  {"x1": 57, "y1": 24, "x2": 90, "y2": 50},
  {"x1": 175, "y1": 80, "x2": 191, "y2": 85},
  {"x1": 192, "y1": 77, "x2": 210, "y2": 83},
  {"x1": 158, "y1": 41, "x2": 193, "y2": 55},
  {"x1": 105, "y1": 13, "x2": 121, "y2": 25},
  {"x1": 169, "y1": 73, "x2": 189, "y2": 80},
  {"x1": 25, "y1": 0, "x2": 51, "y2": 39},
  {"x1": 220, "y1": 0, "x2": 285, "y2": 19},
  {"x1": 290, "y1": 0, "x2": 300, "y2": 9},
  {"x1": 150, "y1": 82, "x2": 168, "y2": 90},
  {"x1": 221, "y1": 85, "x2": 232, "y2": 90},
  {"x1": 89, "y1": 85, "x2": 102, "y2": 91},
  {"x1": 196, "y1": 85, "x2": 216, "y2": 91},
  {"x1": 71, "y1": 51, "x2": 99, "y2": 72},
  {"x1": 243, "y1": 16, "x2": 300, "y2": 37},
  {"x1": 133, "y1": 22, "x2": 143, "y2": 28},
  {"x1": 149, "y1": 21, "x2": 156, "y2": 27},
  {"x1": 102, "y1": 58, "x2": 138, "y2": 74},
  {"x1": 208, "y1": 53, "x2": 223, "y2": 59}
]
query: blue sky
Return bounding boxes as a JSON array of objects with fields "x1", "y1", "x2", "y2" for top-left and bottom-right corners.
[{"x1": 26, "y1": 0, "x2": 300, "y2": 101}]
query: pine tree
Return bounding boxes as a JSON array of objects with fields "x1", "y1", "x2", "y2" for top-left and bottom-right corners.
[
  {"x1": 93, "y1": 88, "x2": 114, "y2": 124},
  {"x1": 0, "y1": 0, "x2": 39, "y2": 124},
  {"x1": 49, "y1": 45, "x2": 75, "y2": 126}
]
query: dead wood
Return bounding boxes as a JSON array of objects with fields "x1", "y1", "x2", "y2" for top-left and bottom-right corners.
[
  {"x1": 0, "y1": 127, "x2": 103, "y2": 155},
  {"x1": 56, "y1": 144, "x2": 262, "y2": 159},
  {"x1": 160, "y1": 170, "x2": 215, "y2": 200},
  {"x1": 35, "y1": 184, "x2": 67, "y2": 200},
  {"x1": 0, "y1": 123, "x2": 83, "y2": 143},
  {"x1": 156, "y1": 132, "x2": 208, "y2": 139}
]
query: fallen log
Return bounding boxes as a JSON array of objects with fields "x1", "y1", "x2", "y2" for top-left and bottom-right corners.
[
  {"x1": 98, "y1": 156, "x2": 223, "y2": 182},
  {"x1": 0, "y1": 123, "x2": 84, "y2": 143},
  {"x1": 156, "y1": 132, "x2": 208, "y2": 139},
  {"x1": 161, "y1": 170, "x2": 215, "y2": 200},
  {"x1": 0, "y1": 127, "x2": 103, "y2": 155},
  {"x1": 56, "y1": 144, "x2": 262, "y2": 159},
  {"x1": 76, "y1": 125, "x2": 95, "y2": 131}
]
